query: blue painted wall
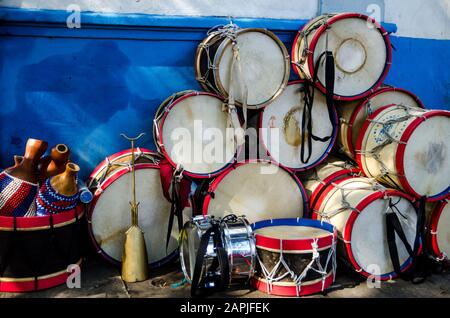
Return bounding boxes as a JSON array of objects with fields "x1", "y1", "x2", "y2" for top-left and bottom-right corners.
[{"x1": 0, "y1": 8, "x2": 448, "y2": 179}]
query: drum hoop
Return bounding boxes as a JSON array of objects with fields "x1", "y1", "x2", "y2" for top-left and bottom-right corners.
[
  {"x1": 202, "y1": 160, "x2": 309, "y2": 217},
  {"x1": 157, "y1": 91, "x2": 239, "y2": 179},
  {"x1": 0, "y1": 258, "x2": 82, "y2": 293},
  {"x1": 395, "y1": 110, "x2": 450, "y2": 201},
  {"x1": 252, "y1": 270, "x2": 334, "y2": 296},
  {"x1": 429, "y1": 200, "x2": 449, "y2": 258},
  {"x1": 195, "y1": 32, "x2": 224, "y2": 94},
  {"x1": 251, "y1": 218, "x2": 336, "y2": 252},
  {"x1": 346, "y1": 87, "x2": 425, "y2": 156},
  {"x1": 0, "y1": 204, "x2": 83, "y2": 232},
  {"x1": 307, "y1": 13, "x2": 392, "y2": 101},
  {"x1": 87, "y1": 163, "x2": 177, "y2": 267},
  {"x1": 212, "y1": 28, "x2": 290, "y2": 109},
  {"x1": 313, "y1": 178, "x2": 418, "y2": 279},
  {"x1": 259, "y1": 80, "x2": 338, "y2": 171}
]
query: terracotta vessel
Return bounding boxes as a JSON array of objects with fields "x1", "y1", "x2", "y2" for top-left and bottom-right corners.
[
  {"x1": 36, "y1": 163, "x2": 80, "y2": 216},
  {"x1": 0, "y1": 138, "x2": 48, "y2": 217},
  {"x1": 38, "y1": 144, "x2": 70, "y2": 183},
  {"x1": 13, "y1": 155, "x2": 23, "y2": 167}
]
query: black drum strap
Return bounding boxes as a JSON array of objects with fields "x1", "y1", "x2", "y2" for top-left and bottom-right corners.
[
  {"x1": 300, "y1": 44, "x2": 336, "y2": 164},
  {"x1": 166, "y1": 171, "x2": 185, "y2": 251}
]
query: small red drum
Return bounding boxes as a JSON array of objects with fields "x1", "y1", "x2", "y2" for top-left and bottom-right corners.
[
  {"x1": 292, "y1": 13, "x2": 391, "y2": 100},
  {"x1": 356, "y1": 104, "x2": 450, "y2": 201},
  {"x1": 426, "y1": 199, "x2": 450, "y2": 261},
  {"x1": 259, "y1": 81, "x2": 338, "y2": 170},
  {"x1": 312, "y1": 177, "x2": 420, "y2": 280},
  {"x1": 195, "y1": 27, "x2": 290, "y2": 109},
  {"x1": 338, "y1": 87, "x2": 424, "y2": 159},
  {"x1": 153, "y1": 91, "x2": 240, "y2": 178},
  {"x1": 87, "y1": 149, "x2": 187, "y2": 267},
  {"x1": 251, "y1": 218, "x2": 337, "y2": 297},
  {"x1": 200, "y1": 161, "x2": 308, "y2": 223},
  {"x1": 301, "y1": 157, "x2": 360, "y2": 212}
]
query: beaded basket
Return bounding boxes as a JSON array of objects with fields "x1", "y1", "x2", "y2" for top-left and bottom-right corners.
[
  {"x1": 0, "y1": 171, "x2": 38, "y2": 217},
  {"x1": 36, "y1": 178, "x2": 79, "y2": 216}
]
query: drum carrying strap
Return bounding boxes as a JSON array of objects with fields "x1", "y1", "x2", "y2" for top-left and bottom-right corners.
[
  {"x1": 191, "y1": 222, "x2": 230, "y2": 297},
  {"x1": 386, "y1": 196, "x2": 426, "y2": 282},
  {"x1": 159, "y1": 158, "x2": 192, "y2": 251},
  {"x1": 300, "y1": 27, "x2": 336, "y2": 164}
]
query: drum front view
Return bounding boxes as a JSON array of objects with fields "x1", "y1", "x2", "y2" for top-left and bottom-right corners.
[
  {"x1": 292, "y1": 13, "x2": 391, "y2": 100},
  {"x1": 153, "y1": 91, "x2": 239, "y2": 178},
  {"x1": 338, "y1": 87, "x2": 424, "y2": 159},
  {"x1": 356, "y1": 104, "x2": 450, "y2": 201},
  {"x1": 259, "y1": 81, "x2": 338, "y2": 170},
  {"x1": 252, "y1": 218, "x2": 337, "y2": 297},
  {"x1": 201, "y1": 160, "x2": 308, "y2": 223},
  {"x1": 87, "y1": 149, "x2": 187, "y2": 267},
  {"x1": 195, "y1": 27, "x2": 290, "y2": 109},
  {"x1": 312, "y1": 177, "x2": 420, "y2": 280}
]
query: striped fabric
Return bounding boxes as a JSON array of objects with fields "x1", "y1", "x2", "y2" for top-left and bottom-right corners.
[{"x1": 0, "y1": 171, "x2": 38, "y2": 217}]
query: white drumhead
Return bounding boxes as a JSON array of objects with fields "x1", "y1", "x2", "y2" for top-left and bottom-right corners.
[
  {"x1": 403, "y1": 115, "x2": 450, "y2": 197},
  {"x1": 350, "y1": 89, "x2": 423, "y2": 151},
  {"x1": 206, "y1": 162, "x2": 305, "y2": 223},
  {"x1": 217, "y1": 30, "x2": 288, "y2": 107},
  {"x1": 314, "y1": 17, "x2": 387, "y2": 97},
  {"x1": 436, "y1": 202, "x2": 450, "y2": 257},
  {"x1": 260, "y1": 83, "x2": 335, "y2": 169},
  {"x1": 161, "y1": 94, "x2": 237, "y2": 175},
  {"x1": 351, "y1": 195, "x2": 417, "y2": 275},
  {"x1": 255, "y1": 225, "x2": 330, "y2": 240},
  {"x1": 91, "y1": 167, "x2": 182, "y2": 264}
]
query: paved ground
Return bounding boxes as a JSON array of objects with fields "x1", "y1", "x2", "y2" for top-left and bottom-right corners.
[{"x1": 2, "y1": 257, "x2": 450, "y2": 298}]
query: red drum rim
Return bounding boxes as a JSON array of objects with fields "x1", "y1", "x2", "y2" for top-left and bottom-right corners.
[
  {"x1": 252, "y1": 270, "x2": 334, "y2": 297},
  {"x1": 157, "y1": 91, "x2": 240, "y2": 179},
  {"x1": 292, "y1": 13, "x2": 392, "y2": 101},
  {"x1": 252, "y1": 218, "x2": 337, "y2": 253},
  {"x1": 0, "y1": 204, "x2": 83, "y2": 231},
  {"x1": 356, "y1": 105, "x2": 450, "y2": 201},
  {"x1": 202, "y1": 160, "x2": 309, "y2": 218},
  {"x1": 311, "y1": 176, "x2": 420, "y2": 280},
  {"x1": 429, "y1": 199, "x2": 449, "y2": 259},
  {"x1": 0, "y1": 259, "x2": 82, "y2": 293},
  {"x1": 346, "y1": 88, "x2": 425, "y2": 156},
  {"x1": 309, "y1": 167, "x2": 360, "y2": 211},
  {"x1": 87, "y1": 163, "x2": 176, "y2": 267},
  {"x1": 258, "y1": 80, "x2": 339, "y2": 171}
]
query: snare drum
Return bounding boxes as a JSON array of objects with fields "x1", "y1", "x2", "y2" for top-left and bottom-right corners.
[
  {"x1": 153, "y1": 91, "x2": 239, "y2": 178},
  {"x1": 179, "y1": 215, "x2": 255, "y2": 285},
  {"x1": 252, "y1": 218, "x2": 337, "y2": 297},
  {"x1": 292, "y1": 13, "x2": 391, "y2": 100},
  {"x1": 356, "y1": 104, "x2": 450, "y2": 201},
  {"x1": 338, "y1": 87, "x2": 424, "y2": 159},
  {"x1": 200, "y1": 160, "x2": 308, "y2": 223},
  {"x1": 196, "y1": 27, "x2": 290, "y2": 109},
  {"x1": 426, "y1": 199, "x2": 449, "y2": 261},
  {"x1": 259, "y1": 81, "x2": 338, "y2": 170},
  {"x1": 312, "y1": 177, "x2": 420, "y2": 280},
  {"x1": 87, "y1": 149, "x2": 187, "y2": 267}
]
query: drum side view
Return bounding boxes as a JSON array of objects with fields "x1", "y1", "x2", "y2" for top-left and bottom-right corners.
[
  {"x1": 259, "y1": 81, "x2": 338, "y2": 170},
  {"x1": 203, "y1": 161, "x2": 308, "y2": 223},
  {"x1": 427, "y1": 200, "x2": 450, "y2": 260}
]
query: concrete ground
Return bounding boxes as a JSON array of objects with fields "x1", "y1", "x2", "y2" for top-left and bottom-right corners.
[{"x1": 2, "y1": 257, "x2": 450, "y2": 298}]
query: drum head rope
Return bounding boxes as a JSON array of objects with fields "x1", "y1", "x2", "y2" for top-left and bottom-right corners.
[
  {"x1": 256, "y1": 235, "x2": 337, "y2": 296},
  {"x1": 356, "y1": 105, "x2": 425, "y2": 190}
]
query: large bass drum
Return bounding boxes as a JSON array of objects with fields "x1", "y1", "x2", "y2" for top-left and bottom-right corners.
[
  {"x1": 195, "y1": 27, "x2": 290, "y2": 109},
  {"x1": 292, "y1": 13, "x2": 391, "y2": 100},
  {"x1": 356, "y1": 104, "x2": 450, "y2": 201},
  {"x1": 312, "y1": 177, "x2": 420, "y2": 280},
  {"x1": 259, "y1": 81, "x2": 338, "y2": 170},
  {"x1": 198, "y1": 160, "x2": 308, "y2": 223},
  {"x1": 87, "y1": 149, "x2": 188, "y2": 267},
  {"x1": 337, "y1": 87, "x2": 424, "y2": 159},
  {"x1": 153, "y1": 91, "x2": 239, "y2": 178},
  {"x1": 426, "y1": 199, "x2": 450, "y2": 261}
]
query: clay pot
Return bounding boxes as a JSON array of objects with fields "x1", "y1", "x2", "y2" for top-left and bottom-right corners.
[
  {"x1": 37, "y1": 144, "x2": 70, "y2": 184},
  {"x1": 13, "y1": 155, "x2": 23, "y2": 167},
  {"x1": 0, "y1": 138, "x2": 48, "y2": 217},
  {"x1": 36, "y1": 163, "x2": 80, "y2": 216}
]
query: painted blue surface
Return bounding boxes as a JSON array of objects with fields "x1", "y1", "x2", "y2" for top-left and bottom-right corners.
[{"x1": 0, "y1": 8, "x2": 448, "y2": 180}]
